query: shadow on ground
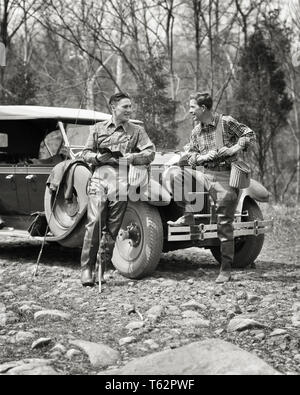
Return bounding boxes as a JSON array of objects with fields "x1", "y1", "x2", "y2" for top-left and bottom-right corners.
[
  {"x1": 0, "y1": 240, "x2": 220, "y2": 276},
  {"x1": 0, "y1": 240, "x2": 81, "y2": 269},
  {"x1": 1, "y1": 238, "x2": 297, "y2": 283}
]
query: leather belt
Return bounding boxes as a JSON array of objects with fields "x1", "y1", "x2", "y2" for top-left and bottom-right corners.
[{"x1": 203, "y1": 162, "x2": 231, "y2": 171}]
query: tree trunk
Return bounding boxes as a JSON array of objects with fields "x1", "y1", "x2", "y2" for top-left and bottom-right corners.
[
  {"x1": 85, "y1": 77, "x2": 95, "y2": 110},
  {"x1": 271, "y1": 138, "x2": 280, "y2": 202},
  {"x1": 193, "y1": 0, "x2": 201, "y2": 91},
  {"x1": 115, "y1": 55, "x2": 123, "y2": 92},
  {"x1": 296, "y1": 142, "x2": 300, "y2": 203},
  {"x1": 291, "y1": 125, "x2": 300, "y2": 204},
  {"x1": 257, "y1": 131, "x2": 265, "y2": 184},
  {"x1": 209, "y1": 0, "x2": 214, "y2": 97},
  {"x1": 165, "y1": 0, "x2": 175, "y2": 100},
  {"x1": 290, "y1": 72, "x2": 300, "y2": 203},
  {"x1": 0, "y1": 0, "x2": 9, "y2": 100}
]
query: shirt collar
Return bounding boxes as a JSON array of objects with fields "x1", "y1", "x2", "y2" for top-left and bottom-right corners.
[
  {"x1": 106, "y1": 118, "x2": 130, "y2": 134},
  {"x1": 201, "y1": 112, "x2": 218, "y2": 127}
]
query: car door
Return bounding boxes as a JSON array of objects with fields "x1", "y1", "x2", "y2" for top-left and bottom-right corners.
[
  {"x1": 14, "y1": 164, "x2": 31, "y2": 215},
  {"x1": 0, "y1": 132, "x2": 19, "y2": 215},
  {"x1": 0, "y1": 165, "x2": 19, "y2": 215},
  {"x1": 26, "y1": 129, "x2": 65, "y2": 213},
  {"x1": 26, "y1": 164, "x2": 52, "y2": 213}
]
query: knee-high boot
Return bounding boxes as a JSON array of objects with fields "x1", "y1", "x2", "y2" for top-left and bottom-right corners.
[{"x1": 81, "y1": 195, "x2": 106, "y2": 286}]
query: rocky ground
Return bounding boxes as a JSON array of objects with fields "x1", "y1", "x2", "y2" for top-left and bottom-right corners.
[{"x1": 0, "y1": 204, "x2": 299, "y2": 375}]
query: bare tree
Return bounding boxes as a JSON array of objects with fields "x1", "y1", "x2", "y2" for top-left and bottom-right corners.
[
  {"x1": 0, "y1": 0, "x2": 42, "y2": 97},
  {"x1": 234, "y1": 0, "x2": 268, "y2": 45},
  {"x1": 286, "y1": 0, "x2": 300, "y2": 202},
  {"x1": 37, "y1": 0, "x2": 124, "y2": 109}
]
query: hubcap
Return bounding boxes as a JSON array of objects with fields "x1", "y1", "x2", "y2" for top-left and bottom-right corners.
[
  {"x1": 119, "y1": 222, "x2": 141, "y2": 248},
  {"x1": 115, "y1": 206, "x2": 144, "y2": 262},
  {"x1": 52, "y1": 188, "x2": 80, "y2": 228}
]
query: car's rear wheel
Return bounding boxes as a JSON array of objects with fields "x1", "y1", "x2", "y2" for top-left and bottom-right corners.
[
  {"x1": 112, "y1": 201, "x2": 163, "y2": 279},
  {"x1": 44, "y1": 165, "x2": 90, "y2": 238},
  {"x1": 210, "y1": 197, "x2": 265, "y2": 269}
]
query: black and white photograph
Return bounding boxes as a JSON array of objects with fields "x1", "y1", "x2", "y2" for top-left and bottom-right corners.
[{"x1": 0, "y1": 0, "x2": 299, "y2": 378}]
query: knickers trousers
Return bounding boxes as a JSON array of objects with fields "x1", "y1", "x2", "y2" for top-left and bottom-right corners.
[
  {"x1": 81, "y1": 170, "x2": 128, "y2": 272},
  {"x1": 200, "y1": 170, "x2": 238, "y2": 272},
  {"x1": 173, "y1": 168, "x2": 238, "y2": 272}
]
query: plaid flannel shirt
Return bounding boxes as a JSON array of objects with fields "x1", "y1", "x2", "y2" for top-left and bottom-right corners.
[{"x1": 185, "y1": 113, "x2": 256, "y2": 165}]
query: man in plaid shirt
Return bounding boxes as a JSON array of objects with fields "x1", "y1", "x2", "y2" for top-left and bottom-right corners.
[{"x1": 169, "y1": 92, "x2": 256, "y2": 283}]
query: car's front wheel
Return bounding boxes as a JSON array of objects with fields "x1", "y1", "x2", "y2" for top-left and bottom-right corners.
[
  {"x1": 210, "y1": 197, "x2": 265, "y2": 269},
  {"x1": 112, "y1": 202, "x2": 163, "y2": 279}
]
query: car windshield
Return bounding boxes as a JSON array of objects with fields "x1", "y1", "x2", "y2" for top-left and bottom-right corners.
[
  {"x1": 66, "y1": 124, "x2": 90, "y2": 146},
  {"x1": 0, "y1": 119, "x2": 67, "y2": 165},
  {"x1": 39, "y1": 129, "x2": 64, "y2": 159}
]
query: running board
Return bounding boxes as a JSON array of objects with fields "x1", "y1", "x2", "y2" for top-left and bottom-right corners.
[
  {"x1": 0, "y1": 208, "x2": 87, "y2": 244},
  {"x1": 0, "y1": 227, "x2": 57, "y2": 242},
  {"x1": 168, "y1": 219, "x2": 274, "y2": 242},
  {"x1": 0, "y1": 228, "x2": 32, "y2": 239}
]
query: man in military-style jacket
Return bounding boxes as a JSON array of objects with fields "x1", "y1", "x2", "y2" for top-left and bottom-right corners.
[{"x1": 80, "y1": 92, "x2": 155, "y2": 286}]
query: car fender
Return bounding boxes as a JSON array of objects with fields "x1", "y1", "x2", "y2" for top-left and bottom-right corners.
[
  {"x1": 139, "y1": 177, "x2": 172, "y2": 206},
  {"x1": 237, "y1": 179, "x2": 270, "y2": 213},
  {"x1": 47, "y1": 174, "x2": 172, "y2": 248},
  {"x1": 45, "y1": 208, "x2": 87, "y2": 247}
]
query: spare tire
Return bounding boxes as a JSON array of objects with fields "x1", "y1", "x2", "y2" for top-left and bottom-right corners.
[{"x1": 44, "y1": 164, "x2": 90, "y2": 241}]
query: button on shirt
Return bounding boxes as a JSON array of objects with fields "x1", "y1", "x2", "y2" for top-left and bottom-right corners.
[
  {"x1": 185, "y1": 113, "x2": 256, "y2": 165},
  {"x1": 82, "y1": 119, "x2": 155, "y2": 167}
]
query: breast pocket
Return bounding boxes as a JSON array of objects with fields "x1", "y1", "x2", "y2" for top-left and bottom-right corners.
[
  {"x1": 97, "y1": 134, "x2": 112, "y2": 151},
  {"x1": 110, "y1": 134, "x2": 132, "y2": 155}
]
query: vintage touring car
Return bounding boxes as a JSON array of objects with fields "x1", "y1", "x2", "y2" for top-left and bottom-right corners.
[{"x1": 0, "y1": 106, "x2": 273, "y2": 278}]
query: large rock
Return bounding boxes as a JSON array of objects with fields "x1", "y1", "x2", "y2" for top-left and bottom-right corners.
[
  {"x1": 247, "y1": 294, "x2": 261, "y2": 304},
  {"x1": 292, "y1": 316, "x2": 300, "y2": 327},
  {"x1": 270, "y1": 329, "x2": 288, "y2": 337},
  {"x1": 119, "y1": 337, "x2": 136, "y2": 346},
  {"x1": 182, "y1": 310, "x2": 203, "y2": 319},
  {"x1": 146, "y1": 306, "x2": 164, "y2": 322},
  {"x1": 292, "y1": 303, "x2": 300, "y2": 327},
  {"x1": 0, "y1": 359, "x2": 58, "y2": 376},
  {"x1": 292, "y1": 303, "x2": 300, "y2": 313},
  {"x1": 15, "y1": 331, "x2": 35, "y2": 344},
  {"x1": 181, "y1": 318, "x2": 210, "y2": 328},
  {"x1": 101, "y1": 340, "x2": 279, "y2": 375},
  {"x1": 126, "y1": 321, "x2": 144, "y2": 331},
  {"x1": 0, "y1": 311, "x2": 19, "y2": 327},
  {"x1": 31, "y1": 338, "x2": 52, "y2": 350},
  {"x1": 0, "y1": 291, "x2": 14, "y2": 299},
  {"x1": 180, "y1": 300, "x2": 206, "y2": 311},
  {"x1": 6, "y1": 364, "x2": 58, "y2": 375},
  {"x1": 161, "y1": 279, "x2": 178, "y2": 287},
  {"x1": 70, "y1": 340, "x2": 120, "y2": 368},
  {"x1": 228, "y1": 317, "x2": 267, "y2": 332},
  {"x1": 34, "y1": 310, "x2": 71, "y2": 322}
]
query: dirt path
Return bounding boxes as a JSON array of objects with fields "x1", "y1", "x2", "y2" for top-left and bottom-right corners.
[{"x1": 0, "y1": 230, "x2": 299, "y2": 375}]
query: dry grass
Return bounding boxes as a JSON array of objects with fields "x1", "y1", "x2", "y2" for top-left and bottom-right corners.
[{"x1": 261, "y1": 203, "x2": 300, "y2": 247}]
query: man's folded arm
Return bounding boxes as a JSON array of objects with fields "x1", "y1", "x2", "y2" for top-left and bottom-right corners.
[
  {"x1": 81, "y1": 126, "x2": 99, "y2": 165},
  {"x1": 226, "y1": 116, "x2": 257, "y2": 151},
  {"x1": 131, "y1": 127, "x2": 156, "y2": 165}
]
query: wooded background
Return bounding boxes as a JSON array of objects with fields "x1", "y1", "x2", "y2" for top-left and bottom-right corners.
[{"x1": 1, "y1": 0, "x2": 300, "y2": 204}]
